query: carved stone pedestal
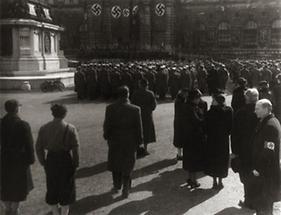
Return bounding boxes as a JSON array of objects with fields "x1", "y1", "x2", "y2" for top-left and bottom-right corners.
[{"x1": 0, "y1": 19, "x2": 74, "y2": 90}]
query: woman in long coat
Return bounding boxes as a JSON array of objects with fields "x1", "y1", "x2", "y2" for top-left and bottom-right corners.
[
  {"x1": 205, "y1": 94, "x2": 233, "y2": 189},
  {"x1": 1, "y1": 100, "x2": 35, "y2": 215},
  {"x1": 183, "y1": 89, "x2": 207, "y2": 188},
  {"x1": 173, "y1": 88, "x2": 189, "y2": 160}
]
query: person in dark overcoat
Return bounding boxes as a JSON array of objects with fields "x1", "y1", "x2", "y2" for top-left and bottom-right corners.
[
  {"x1": 231, "y1": 88, "x2": 259, "y2": 209},
  {"x1": 103, "y1": 86, "x2": 143, "y2": 198},
  {"x1": 272, "y1": 74, "x2": 281, "y2": 123},
  {"x1": 205, "y1": 93, "x2": 232, "y2": 189},
  {"x1": 74, "y1": 67, "x2": 86, "y2": 100},
  {"x1": 173, "y1": 88, "x2": 189, "y2": 161},
  {"x1": 87, "y1": 67, "x2": 99, "y2": 100},
  {"x1": 258, "y1": 81, "x2": 275, "y2": 110},
  {"x1": 156, "y1": 68, "x2": 169, "y2": 100},
  {"x1": 231, "y1": 77, "x2": 248, "y2": 113},
  {"x1": 131, "y1": 79, "x2": 157, "y2": 156},
  {"x1": 180, "y1": 68, "x2": 192, "y2": 90},
  {"x1": 207, "y1": 64, "x2": 219, "y2": 95},
  {"x1": 36, "y1": 104, "x2": 80, "y2": 215},
  {"x1": 1, "y1": 100, "x2": 35, "y2": 215},
  {"x1": 168, "y1": 69, "x2": 181, "y2": 100},
  {"x1": 251, "y1": 99, "x2": 281, "y2": 215},
  {"x1": 183, "y1": 89, "x2": 207, "y2": 188}
]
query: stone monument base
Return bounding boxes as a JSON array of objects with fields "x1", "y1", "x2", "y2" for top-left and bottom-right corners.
[{"x1": 0, "y1": 68, "x2": 75, "y2": 90}]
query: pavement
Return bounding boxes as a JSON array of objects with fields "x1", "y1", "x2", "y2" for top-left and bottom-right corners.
[{"x1": 0, "y1": 90, "x2": 280, "y2": 215}]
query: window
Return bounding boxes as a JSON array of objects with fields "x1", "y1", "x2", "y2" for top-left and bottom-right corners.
[
  {"x1": 44, "y1": 32, "x2": 51, "y2": 54},
  {"x1": 195, "y1": 24, "x2": 206, "y2": 47},
  {"x1": 271, "y1": 19, "x2": 281, "y2": 46},
  {"x1": 218, "y1": 22, "x2": 231, "y2": 46},
  {"x1": 244, "y1": 21, "x2": 258, "y2": 47}
]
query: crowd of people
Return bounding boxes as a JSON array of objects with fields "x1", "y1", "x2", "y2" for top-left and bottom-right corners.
[
  {"x1": 1, "y1": 58, "x2": 281, "y2": 215},
  {"x1": 74, "y1": 58, "x2": 281, "y2": 101}
]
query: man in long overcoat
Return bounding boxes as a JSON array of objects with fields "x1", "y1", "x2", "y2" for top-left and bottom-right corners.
[
  {"x1": 103, "y1": 86, "x2": 143, "y2": 198},
  {"x1": 1, "y1": 100, "x2": 35, "y2": 215},
  {"x1": 231, "y1": 77, "x2": 248, "y2": 113},
  {"x1": 272, "y1": 74, "x2": 281, "y2": 123},
  {"x1": 251, "y1": 99, "x2": 281, "y2": 215},
  {"x1": 131, "y1": 79, "x2": 157, "y2": 156},
  {"x1": 231, "y1": 88, "x2": 259, "y2": 208}
]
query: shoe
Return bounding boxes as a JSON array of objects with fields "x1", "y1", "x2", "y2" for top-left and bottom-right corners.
[
  {"x1": 217, "y1": 183, "x2": 224, "y2": 190},
  {"x1": 190, "y1": 181, "x2": 200, "y2": 189},
  {"x1": 238, "y1": 200, "x2": 254, "y2": 210},
  {"x1": 176, "y1": 155, "x2": 183, "y2": 161},
  {"x1": 186, "y1": 179, "x2": 193, "y2": 187},
  {"x1": 212, "y1": 182, "x2": 218, "y2": 189},
  {"x1": 111, "y1": 187, "x2": 120, "y2": 194},
  {"x1": 143, "y1": 150, "x2": 150, "y2": 156},
  {"x1": 122, "y1": 191, "x2": 129, "y2": 198}
]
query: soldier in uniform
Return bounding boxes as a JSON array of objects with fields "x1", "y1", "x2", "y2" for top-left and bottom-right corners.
[
  {"x1": 207, "y1": 64, "x2": 219, "y2": 95},
  {"x1": 197, "y1": 64, "x2": 208, "y2": 94},
  {"x1": 156, "y1": 67, "x2": 169, "y2": 100},
  {"x1": 168, "y1": 68, "x2": 181, "y2": 100},
  {"x1": 180, "y1": 67, "x2": 192, "y2": 90},
  {"x1": 74, "y1": 66, "x2": 86, "y2": 100},
  {"x1": 99, "y1": 67, "x2": 111, "y2": 99}
]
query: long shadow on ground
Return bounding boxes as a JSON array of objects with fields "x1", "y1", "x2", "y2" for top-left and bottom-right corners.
[
  {"x1": 214, "y1": 207, "x2": 255, "y2": 215},
  {"x1": 75, "y1": 159, "x2": 177, "y2": 179},
  {"x1": 71, "y1": 168, "x2": 218, "y2": 215},
  {"x1": 108, "y1": 169, "x2": 219, "y2": 215}
]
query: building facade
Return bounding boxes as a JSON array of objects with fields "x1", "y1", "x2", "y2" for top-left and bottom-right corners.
[{"x1": 45, "y1": 0, "x2": 281, "y2": 57}]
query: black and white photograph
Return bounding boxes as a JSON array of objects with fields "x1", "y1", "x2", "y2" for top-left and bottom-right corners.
[{"x1": 0, "y1": 0, "x2": 281, "y2": 214}]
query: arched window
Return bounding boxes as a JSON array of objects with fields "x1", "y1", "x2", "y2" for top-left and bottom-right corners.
[
  {"x1": 243, "y1": 21, "x2": 258, "y2": 47},
  {"x1": 271, "y1": 19, "x2": 281, "y2": 46},
  {"x1": 218, "y1": 22, "x2": 231, "y2": 46}
]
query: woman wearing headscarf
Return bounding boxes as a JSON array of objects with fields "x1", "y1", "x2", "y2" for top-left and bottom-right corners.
[{"x1": 205, "y1": 93, "x2": 233, "y2": 189}]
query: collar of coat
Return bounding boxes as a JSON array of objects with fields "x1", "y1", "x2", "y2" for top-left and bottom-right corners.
[
  {"x1": 118, "y1": 98, "x2": 130, "y2": 104},
  {"x1": 255, "y1": 113, "x2": 274, "y2": 133}
]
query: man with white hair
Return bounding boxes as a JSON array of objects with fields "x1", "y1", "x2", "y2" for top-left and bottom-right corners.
[
  {"x1": 251, "y1": 99, "x2": 281, "y2": 215},
  {"x1": 231, "y1": 88, "x2": 259, "y2": 209}
]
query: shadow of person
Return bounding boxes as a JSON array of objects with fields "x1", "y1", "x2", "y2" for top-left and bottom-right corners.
[
  {"x1": 214, "y1": 206, "x2": 255, "y2": 215},
  {"x1": 75, "y1": 159, "x2": 177, "y2": 180},
  {"x1": 132, "y1": 159, "x2": 177, "y2": 179},
  {"x1": 70, "y1": 191, "x2": 124, "y2": 215},
  {"x1": 75, "y1": 161, "x2": 107, "y2": 179},
  {"x1": 108, "y1": 169, "x2": 219, "y2": 215}
]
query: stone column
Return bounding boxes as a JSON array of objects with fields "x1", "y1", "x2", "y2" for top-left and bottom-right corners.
[
  {"x1": 103, "y1": 1, "x2": 112, "y2": 49},
  {"x1": 12, "y1": 27, "x2": 19, "y2": 58},
  {"x1": 165, "y1": 0, "x2": 175, "y2": 53},
  {"x1": 139, "y1": 0, "x2": 151, "y2": 50}
]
